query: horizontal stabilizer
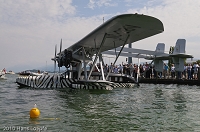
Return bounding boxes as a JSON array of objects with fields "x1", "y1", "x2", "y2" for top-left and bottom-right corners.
[
  {"x1": 170, "y1": 53, "x2": 193, "y2": 58},
  {"x1": 154, "y1": 54, "x2": 171, "y2": 60}
]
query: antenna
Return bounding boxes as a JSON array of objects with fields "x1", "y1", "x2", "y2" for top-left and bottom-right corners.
[
  {"x1": 45, "y1": 61, "x2": 47, "y2": 71},
  {"x1": 103, "y1": 17, "x2": 104, "y2": 23}
]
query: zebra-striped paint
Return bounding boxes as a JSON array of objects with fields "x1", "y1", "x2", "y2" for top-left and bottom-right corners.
[{"x1": 16, "y1": 74, "x2": 135, "y2": 90}]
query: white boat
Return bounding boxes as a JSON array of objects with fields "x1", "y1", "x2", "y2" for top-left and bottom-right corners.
[
  {"x1": 6, "y1": 70, "x2": 15, "y2": 74},
  {"x1": 0, "y1": 69, "x2": 6, "y2": 79},
  {"x1": 30, "y1": 71, "x2": 48, "y2": 76}
]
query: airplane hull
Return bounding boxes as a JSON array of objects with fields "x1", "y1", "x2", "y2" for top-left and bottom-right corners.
[{"x1": 16, "y1": 74, "x2": 136, "y2": 90}]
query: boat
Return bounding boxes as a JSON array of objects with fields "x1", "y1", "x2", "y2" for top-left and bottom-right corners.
[
  {"x1": 29, "y1": 72, "x2": 43, "y2": 76},
  {"x1": 6, "y1": 70, "x2": 15, "y2": 74},
  {"x1": 16, "y1": 13, "x2": 164, "y2": 90},
  {"x1": 18, "y1": 70, "x2": 31, "y2": 76},
  {"x1": 0, "y1": 68, "x2": 6, "y2": 79},
  {"x1": 30, "y1": 70, "x2": 48, "y2": 76}
]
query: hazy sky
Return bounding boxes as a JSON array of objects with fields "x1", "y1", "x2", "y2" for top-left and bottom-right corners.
[{"x1": 1, "y1": 0, "x2": 200, "y2": 72}]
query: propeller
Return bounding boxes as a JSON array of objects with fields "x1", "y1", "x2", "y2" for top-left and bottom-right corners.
[{"x1": 58, "y1": 39, "x2": 62, "y2": 73}]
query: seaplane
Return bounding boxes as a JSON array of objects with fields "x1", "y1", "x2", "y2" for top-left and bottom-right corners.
[{"x1": 16, "y1": 13, "x2": 164, "y2": 90}]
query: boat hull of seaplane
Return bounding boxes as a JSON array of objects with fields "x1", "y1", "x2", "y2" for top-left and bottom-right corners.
[{"x1": 16, "y1": 74, "x2": 135, "y2": 90}]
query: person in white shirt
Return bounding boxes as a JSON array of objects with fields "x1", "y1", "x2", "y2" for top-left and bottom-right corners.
[
  {"x1": 171, "y1": 64, "x2": 175, "y2": 79},
  {"x1": 193, "y1": 62, "x2": 199, "y2": 80}
]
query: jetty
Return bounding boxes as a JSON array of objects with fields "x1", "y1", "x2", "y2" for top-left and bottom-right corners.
[{"x1": 139, "y1": 78, "x2": 200, "y2": 86}]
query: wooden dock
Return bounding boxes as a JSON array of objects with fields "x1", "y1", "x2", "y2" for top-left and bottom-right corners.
[{"x1": 139, "y1": 78, "x2": 200, "y2": 86}]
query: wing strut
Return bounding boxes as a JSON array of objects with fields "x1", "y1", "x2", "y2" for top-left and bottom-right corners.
[
  {"x1": 106, "y1": 34, "x2": 130, "y2": 80},
  {"x1": 87, "y1": 33, "x2": 107, "y2": 80},
  {"x1": 59, "y1": 39, "x2": 62, "y2": 73},
  {"x1": 113, "y1": 41, "x2": 117, "y2": 58},
  {"x1": 99, "y1": 54, "x2": 105, "y2": 80},
  {"x1": 82, "y1": 47, "x2": 87, "y2": 80}
]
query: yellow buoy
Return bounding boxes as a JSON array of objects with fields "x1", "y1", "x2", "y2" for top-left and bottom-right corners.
[{"x1": 30, "y1": 104, "x2": 40, "y2": 118}]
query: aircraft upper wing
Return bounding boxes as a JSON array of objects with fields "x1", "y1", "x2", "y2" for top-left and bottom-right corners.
[{"x1": 64, "y1": 14, "x2": 164, "y2": 57}]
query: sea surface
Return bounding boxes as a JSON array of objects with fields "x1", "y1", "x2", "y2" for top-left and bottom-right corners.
[{"x1": 1, "y1": 74, "x2": 200, "y2": 132}]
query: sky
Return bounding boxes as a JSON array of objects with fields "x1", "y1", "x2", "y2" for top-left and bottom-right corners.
[{"x1": 1, "y1": 0, "x2": 200, "y2": 72}]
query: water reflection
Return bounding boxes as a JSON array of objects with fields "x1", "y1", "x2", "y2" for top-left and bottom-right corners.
[
  {"x1": 137, "y1": 85, "x2": 192, "y2": 131},
  {"x1": 152, "y1": 88, "x2": 166, "y2": 110},
  {"x1": 172, "y1": 89, "x2": 187, "y2": 112}
]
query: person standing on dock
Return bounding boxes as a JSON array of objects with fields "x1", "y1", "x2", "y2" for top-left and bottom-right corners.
[
  {"x1": 187, "y1": 64, "x2": 192, "y2": 80},
  {"x1": 113, "y1": 65, "x2": 119, "y2": 74},
  {"x1": 163, "y1": 63, "x2": 169, "y2": 79},
  {"x1": 109, "y1": 63, "x2": 114, "y2": 73},
  {"x1": 171, "y1": 64, "x2": 176, "y2": 79},
  {"x1": 193, "y1": 62, "x2": 199, "y2": 80},
  {"x1": 129, "y1": 63, "x2": 134, "y2": 77},
  {"x1": 183, "y1": 64, "x2": 187, "y2": 79},
  {"x1": 118, "y1": 64, "x2": 123, "y2": 74},
  {"x1": 104, "y1": 64, "x2": 109, "y2": 73},
  {"x1": 144, "y1": 62, "x2": 150, "y2": 78}
]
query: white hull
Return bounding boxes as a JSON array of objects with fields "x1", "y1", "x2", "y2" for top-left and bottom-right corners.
[
  {"x1": 30, "y1": 72, "x2": 44, "y2": 76},
  {"x1": 0, "y1": 71, "x2": 6, "y2": 79},
  {"x1": 6, "y1": 71, "x2": 15, "y2": 74}
]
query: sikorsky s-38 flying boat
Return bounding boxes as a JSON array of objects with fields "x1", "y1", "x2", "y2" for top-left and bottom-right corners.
[{"x1": 16, "y1": 13, "x2": 164, "y2": 90}]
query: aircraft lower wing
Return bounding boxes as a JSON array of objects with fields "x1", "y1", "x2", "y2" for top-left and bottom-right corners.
[
  {"x1": 115, "y1": 47, "x2": 158, "y2": 56},
  {"x1": 65, "y1": 14, "x2": 164, "y2": 56},
  {"x1": 102, "y1": 50, "x2": 150, "y2": 58}
]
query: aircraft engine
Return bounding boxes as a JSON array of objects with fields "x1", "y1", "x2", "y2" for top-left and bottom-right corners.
[
  {"x1": 57, "y1": 57, "x2": 63, "y2": 67},
  {"x1": 63, "y1": 49, "x2": 72, "y2": 68}
]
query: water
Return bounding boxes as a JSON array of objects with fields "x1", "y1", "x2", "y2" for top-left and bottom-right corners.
[{"x1": 1, "y1": 74, "x2": 200, "y2": 132}]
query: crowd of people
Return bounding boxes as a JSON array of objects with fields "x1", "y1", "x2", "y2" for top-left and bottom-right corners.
[
  {"x1": 95, "y1": 61, "x2": 200, "y2": 80},
  {"x1": 95, "y1": 62, "x2": 151, "y2": 78},
  {"x1": 158, "y1": 62, "x2": 200, "y2": 80}
]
